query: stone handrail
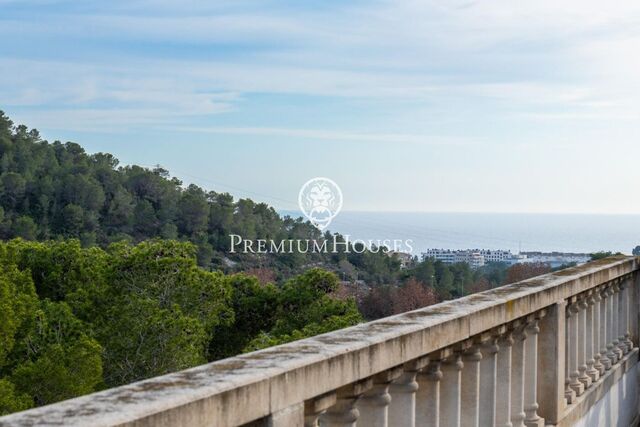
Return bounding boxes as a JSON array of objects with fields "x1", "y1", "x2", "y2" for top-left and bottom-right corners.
[{"x1": 0, "y1": 256, "x2": 638, "y2": 427}]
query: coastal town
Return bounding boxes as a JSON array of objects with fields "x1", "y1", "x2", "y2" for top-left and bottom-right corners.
[
  {"x1": 390, "y1": 248, "x2": 593, "y2": 269},
  {"x1": 418, "y1": 248, "x2": 592, "y2": 268}
]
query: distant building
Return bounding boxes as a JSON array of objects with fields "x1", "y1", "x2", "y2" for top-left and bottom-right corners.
[
  {"x1": 422, "y1": 248, "x2": 591, "y2": 269},
  {"x1": 520, "y1": 251, "x2": 591, "y2": 268},
  {"x1": 422, "y1": 249, "x2": 486, "y2": 268},
  {"x1": 478, "y1": 249, "x2": 513, "y2": 263}
]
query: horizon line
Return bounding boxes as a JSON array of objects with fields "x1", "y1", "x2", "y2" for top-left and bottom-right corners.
[{"x1": 277, "y1": 209, "x2": 640, "y2": 216}]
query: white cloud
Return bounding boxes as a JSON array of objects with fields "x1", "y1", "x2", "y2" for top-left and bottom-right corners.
[{"x1": 2, "y1": 0, "x2": 640, "y2": 132}]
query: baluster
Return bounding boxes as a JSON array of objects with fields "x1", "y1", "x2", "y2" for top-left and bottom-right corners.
[
  {"x1": 388, "y1": 357, "x2": 428, "y2": 427},
  {"x1": 537, "y1": 301, "x2": 568, "y2": 424},
  {"x1": 585, "y1": 292, "x2": 599, "y2": 383},
  {"x1": 511, "y1": 322, "x2": 527, "y2": 427},
  {"x1": 620, "y1": 279, "x2": 633, "y2": 353},
  {"x1": 630, "y1": 273, "x2": 639, "y2": 349},
  {"x1": 600, "y1": 285, "x2": 613, "y2": 370},
  {"x1": 568, "y1": 301, "x2": 584, "y2": 396},
  {"x1": 440, "y1": 353, "x2": 463, "y2": 427},
  {"x1": 461, "y1": 345, "x2": 482, "y2": 427},
  {"x1": 564, "y1": 305, "x2": 576, "y2": 404},
  {"x1": 320, "y1": 379, "x2": 372, "y2": 427},
  {"x1": 496, "y1": 330, "x2": 514, "y2": 427},
  {"x1": 577, "y1": 296, "x2": 592, "y2": 389},
  {"x1": 523, "y1": 313, "x2": 545, "y2": 427},
  {"x1": 592, "y1": 289, "x2": 605, "y2": 376},
  {"x1": 415, "y1": 359, "x2": 441, "y2": 427},
  {"x1": 305, "y1": 393, "x2": 337, "y2": 427},
  {"x1": 357, "y1": 368, "x2": 402, "y2": 427},
  {"x1": 479, "y1": 336, "x2": 500, "y2": 426},
  {"x1": 623, "y1": 277, "x2": 634, "y2": 351},
  {"x1": 606, "y1": 284, "x2": 618, "y2": 365},
  {"x1": 613, "y1": 281, "x2": 624, "y2": 360}
]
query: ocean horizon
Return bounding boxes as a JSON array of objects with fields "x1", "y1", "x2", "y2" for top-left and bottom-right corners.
[{"x1": 280, "y1": 211, "x2": 640, "y2": 255}]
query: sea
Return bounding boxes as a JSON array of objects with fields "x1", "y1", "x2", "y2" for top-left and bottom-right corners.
[{"x1": 280, "y1": 211, "x2": 640, "y2": 255}]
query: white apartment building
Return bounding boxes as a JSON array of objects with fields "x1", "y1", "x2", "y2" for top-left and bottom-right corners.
[
  {"x1": 478, "y1": 249, "x2": 514, "y2": 263},
  {"x1": 422, "y1": 249, "x2": 486, "y2": 268}
]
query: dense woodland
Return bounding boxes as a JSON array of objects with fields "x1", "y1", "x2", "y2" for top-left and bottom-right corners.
[
  {"x1": 0, "y1": 239, "x2": 362, "y2": 414},
  {"x1": 0, "y1": 111, "x2": 402, "y2": 284},
  {"x1": 0, "y1": 111, "x2": 565, "y2": 415}
]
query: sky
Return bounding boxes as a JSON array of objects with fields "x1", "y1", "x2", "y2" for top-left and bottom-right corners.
[{"x1": 1, "y1": 0, "x2": 640, "y2": 214}]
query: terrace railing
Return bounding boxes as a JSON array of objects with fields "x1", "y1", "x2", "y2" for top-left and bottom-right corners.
[{"x1": 0, "y1": 256, "x2": 638, "y2": 427}]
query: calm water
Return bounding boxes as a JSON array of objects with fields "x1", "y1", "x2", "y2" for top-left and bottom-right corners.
[{"x1": 282, "y1": 211, "x2": 640, "y2": 255}]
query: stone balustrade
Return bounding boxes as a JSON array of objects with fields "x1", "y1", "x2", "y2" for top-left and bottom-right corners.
[{"x1": 0, "y1": 256, "x2": 639, "y2": 427}]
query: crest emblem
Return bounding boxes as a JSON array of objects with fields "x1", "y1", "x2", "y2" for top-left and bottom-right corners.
[{"x1": 298, "y1": 177, "x2": 343, "y2": 230}]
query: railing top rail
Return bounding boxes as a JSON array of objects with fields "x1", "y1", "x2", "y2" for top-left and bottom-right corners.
[{"x1": 0, "y1": 256, "x2": 637, "y2": 427}]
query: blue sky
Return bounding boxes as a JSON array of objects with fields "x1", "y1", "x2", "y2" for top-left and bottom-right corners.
[{"x1": 1, "y1": 0, "x2": 640, "y2": 213}]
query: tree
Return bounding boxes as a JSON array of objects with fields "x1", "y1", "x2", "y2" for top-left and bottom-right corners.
[
  {"x1": 59, "y1": 204, "x2": 84, "y2": 237},
  {"x1": 0, "y1": 257, "x2": 102, "y2": 412},
  {"x1": 0, "y1": 262, "x2": 38, "y2": 367},
  {"x1": 8, "y1": 239, "x2": 107, "y2": 304},
  {"x1": 504, "y1": 262, "x2": 551, "y2": 284},
  {"x1": 244, "y1": 267, "x2": 276, "y2": 285},
  {"x1": 469, "y1": 277, "x2": 492, "y2": 293},
  {"x1": 0, "y1": 236, "x2": 370, "y2": 417},
  {"x1": 390, "y1": 278, "x2": 438, "y2": 314},
  {"x1": 208, "y1": 274, "x2": 279, "y2": 359},
  {"x1": 132, "y1": 199, "x2": 157, "y2": 236},
  {"x1": 177, "y1": 185, "x2": 208, "y2": 236},
  {"x1": 12, "y1": 216, "x2": 37, "y2": 240},
  {"x1": 359, "y1": 286, "x2": 394, "y2": 320},
  {"x1": 9, "y1": 302, "x2": 103, "y2": 407},
  {"x1": 589, "y1": 251, "x2": 622, "y2": 261},
  {"x1": 411, "y1": 258, "x2": 436, "y2": 286},
  {"x1": 434, "y1": 261, "x2": 454, "y2": 298},
  {"x1": 590, "y1": 251, "x2": 613, "y2": 260},
  {"x1": 633, "y1": 246, "x2": 640, "y2": 256},
  {"x1": 0, "y1": 379, "x2": 32, "y2": 415},
  {"x1": 211, "y1": 269, "x2": 362, "y2": 356},
  {"x1": 338, "y1": 259, "x2": 357, "y2": 282},
  {"x1": 0, "y1": 172, "x2": 26, "y2": 209},
  {"x1": 97, "y1": 240, "x2": 233, "y2": 386}
]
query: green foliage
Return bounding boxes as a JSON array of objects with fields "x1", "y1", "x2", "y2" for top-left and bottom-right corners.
[
  {"x1": 96, "y1": 299, "x2": 208, "y2": 386},
  {"x1": 9, "y1": 301, "x2": 103, "y2": 406},
  {"x1": 590, "y1": 251, "x2": 622, "y2": 260},
  {"x1": 209, "y1": 268, "x2": 362, "y2": 358},
  {"x1": 11, "y1": 217, "x2": 37, "y2": 240},
  {"x1": 0, "y1": 267, "x2": 102, "y2": 413},
  {"x1": 0, "y1": 263, "x2": 38, "y2": 367},
  {"x1": 474, "y1": 261, "x2": 509, "y2": 287},
  {"x1": 242, "y1": 269, "x2": 362, "y2": 352},
  {"x1": 0, "y1": 111, "x2": 406, "y2": 285},
  {"x1": 97, "y1": 240, "x2": 233, "y2": 386},
  {"x1": 208, "y1": 274, "x2": 278, "y2": 359},
  {"x1": 590, "y1": 251, "x2": 613, "y2": 260},
  {"x1": 7, "y1": 239, "x2": 108, "y2": 305},
  {"x1": 0, "y1": 379, "x2": 32, "y2": 415},
  {"x1": 272, "y1": 268, "x2": 357, "y2": 336},
  {"x1": 0, "y1": 238, "x2": 360, "y2": 416}
]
